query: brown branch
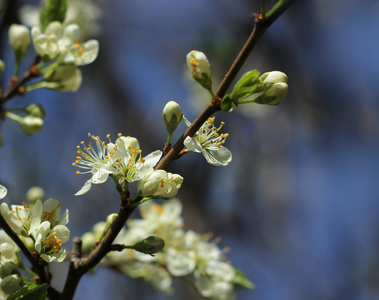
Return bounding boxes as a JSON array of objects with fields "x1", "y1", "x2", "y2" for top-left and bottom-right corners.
[
  {"x1": 58, "y1": 1, "x2": 296, "y2": 299},
  {"x1": 0, "y1": 56, "x2": 41, "y2": 105},
  {"x1": 155, "y1": 0, "x2": 296, "y2": 171}
]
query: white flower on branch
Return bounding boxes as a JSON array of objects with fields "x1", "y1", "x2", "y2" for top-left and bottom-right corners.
[
  {"x1": 32, "y1": 221, "x2": 70, "y2": 263},
  {"x1": 32, "y1": 21, "x2": 63, "y2": 60},
  {"x1": 73, "y1": 133, "x2": 115, "y2": 196},
  {"x1": 184, "y1": 117, "x2": 232, "y2": 166},
  {"x1": 58, "y1": 24, "x2": 99, "y2": 66},
  {"x1": 1, "y1": 200, "x2": 43, "y2": 236},
  {"x1": 106, "y1": 135, "x2": 162, "y2": 184}
]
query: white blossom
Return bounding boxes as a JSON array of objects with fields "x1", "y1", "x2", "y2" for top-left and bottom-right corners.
[
  {"x1": 1, "y1": 200, "x2": 42, "y2": 236},
  {"x1": 73, "y1": 133, "x2": 115, "y2": 195},
  {"x1": 186, "y1": 50, "x2": 212, "y2": 90},
  {"x1": 31, "y1": 21, "x2": 63, "y2": 60},
  {"x1": 184, "y1": 117, "x2": 232, "y2": 166},
  {"x1": 0, "y1": 185, "x2": 7, "y2": 199},
  {"x1": 9, "y1": 24, "x2": 30, "y2": 63},
  {"x1": 106, "y1": 135, "x2": 162, "y2": 184},
  {"x1": 58, "y1": 24, "x2": 99, "y2": 65},
  {"x1": 33, "y1": 221, "x2": 70, "y2": 263}
]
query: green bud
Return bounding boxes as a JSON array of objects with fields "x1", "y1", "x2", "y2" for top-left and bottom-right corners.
[
  {"x1": 81, "y1": 232, "x2": 96, "y2": 254},
  {"x1": 9, "y1": 24, "x2": 30, "y2": 64},
  {"x1": 21, "y1": 116, "x2": 44, "y2": 135},
  {"x1": 132, "y1": 236, "x2": 165, "y2": 255},
  {"x1": 0, "y1": 60, "x2": 5, "y2": 77},
  {"x1": 1, "y1": 274, "x2": 24, "y2": 294},
  {"x1": 162, "y1": 101, "x2": 183, "y2": 135},
  {"x1": 25, "y1": 104, "x2": 46, "y2": 119},
  {"x1": 26, "y1": 186, "x2": 45, "y2": 205},
  {"x1": 0, "y1": 262, "x2": 20, "y2": 279},
  {"x1": 260, "y1": 71, "x2": 288, "y2": 85},
  {"x1": 106, "y1": 213, "x2": 118, "y2": 225},
  {"x1": 229, "y1": 70, "x2": 260, "y2": 101}
]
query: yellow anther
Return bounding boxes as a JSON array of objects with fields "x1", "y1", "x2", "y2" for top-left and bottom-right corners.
[
  {"x1": 10, "y1": 210, "x2": 15, "y2": 213},
  {"x1": 160, "y1": 179, "x2": 165, "y2": 188},
  {"x1": 72, "y1": 163, "x2": 76, "y2": 166},
  {"x1": 81, "y1": 141, "x2": 85, "y2": 144},
  {"x1": 131, "y1": 150, "x2": 136, "y2": 154},
  {"x1": 88, "y1": 133, "x2": 91, "y2": 137},
  {"x1": 105, "y1": 145, "x2": 108, "y2": 149},
  {"x1": 76, "y1": 171, "x2": 81, "y2": 175},
  {"x1": 215, "y1": 236, "x2": 222, "y2": 243},
  {"x1": 114, "y1": 145, "x2": 118, "y2": 150},
  {"x1": 116, "y1": 162, "x2": 120, "y2": 166},
  {"x1": 118, "y1": 133, "x2": 122, "y2": 137},
  {"x1": 85, "y1": 157, "x2": 89, "y2": 160},
  {"x1": 118, "y1": 158, "x2": 122, "y2": 161},
  {"x1": 102, "y1": 141, "x2": 105, "y2": 145},
  {"x1": 106, "y1": 134, "x2": 110, "y2": 138},
  {"x1": 109, "y1": 152, "x2": 114, "y2": 157}
]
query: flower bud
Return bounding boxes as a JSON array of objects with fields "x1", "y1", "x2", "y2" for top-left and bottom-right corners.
[
  {"x1": 257, "y1": 82, "x2": 288, "y2": 105},
  {"x1": 25, "y1": 104, "x2": 46, "y2": 119},
  {"x1": 21, "y1": 115, "x2": 43, "y2": 135},
  {"x1": 1, "y1": 274, "x2": 24, "y2": 294},
  {"x1": 162, "y1": 101, "x2": 183, "y2": 136},
  {"x1": 26, "y1": 186, "x2": 45, "y2": 204},
  {"x1": 81, "y1": 232, "x2": 96, "y2": 254},
  {"x1": 132, "y1": 236, "x2": 165, "y2": 255},
  {"x1": 186, "y1": 50, "x2": 212, "y2": 90},
  {"x1": 260, "y1": 71, "x2": 288, "y2": 85},
  {"x1": 43, "y1": 65, "x2": 82, "y2": 92},
  {"x1": 0, "y1": 262, "x2": 20, "y2": 279},
  {"x1": 137, "y1": 170, "x2": 168, "y2": 197},
  {"x1": 9, "y1": 24, "x2": 30, "y2": 63}
]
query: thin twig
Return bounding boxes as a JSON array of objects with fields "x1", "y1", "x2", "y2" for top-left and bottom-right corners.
[{"x1": 58, "y1": 1, "x2": 296, "y2": 299}]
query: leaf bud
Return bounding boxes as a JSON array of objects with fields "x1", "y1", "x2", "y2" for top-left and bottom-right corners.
[{"x1": 132, "y1": 236, "x2": 165, "y2": 255}]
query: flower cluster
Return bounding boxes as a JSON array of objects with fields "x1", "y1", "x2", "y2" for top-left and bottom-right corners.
[
  {"x1": 73, "y1": 133, "x2": 182, "y2": 199},
  {"x1": 0, "y1": 185, "x2": 70, "y2": 263},
  {"x1": 103, "y1": 199, "x2": 251, "y2": 299}
]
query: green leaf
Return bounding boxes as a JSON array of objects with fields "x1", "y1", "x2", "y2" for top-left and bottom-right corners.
[
  {"x1": 8, "y1": 283, "x2": 48, "y2": 300},
  {"x1": 233, "y1": 268, "x2": 254, "y2": 290},
  {"x1": 230, "y1": 70, "x2": 260, "y2": 101},
  {"x1": 220, "y1": 94, "x2": 236, "y2": 113},
  {"x1": 39, "y1": 0, "x2": 67, "y2": 31}
]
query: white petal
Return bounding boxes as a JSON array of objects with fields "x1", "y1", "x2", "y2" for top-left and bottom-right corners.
[
  {"x1": 58, "y1": 209, "x2": 69, "y2": 226},
  {"x1": 75, "y1": 179, "x2": 92, "y2": 196},
  {"x1": 91, "y1": 171, "x2": 109, "y2": 184},
  {"x1": 32, "y1": 199, "x2": 43, "y2": 219},
  {"x1": 202, "y1": 146, "x2": 232, "y2": 166},
  {"x1": 143, "y1": 150, "x2": 162, "y2": 167},
  {"x1": 184, "y1": 136, "x2": 201, "y2": 153},
  {"x1": 53, "y1": 225, "x2": 70, "y2": 243},
  {"x1": 0, "y1": 185, "x2": 7, "y2": 199}
]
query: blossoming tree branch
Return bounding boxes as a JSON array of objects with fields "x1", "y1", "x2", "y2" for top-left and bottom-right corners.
[{"x1": 0, "y1": 0, "x2": 295, "y2": 299}]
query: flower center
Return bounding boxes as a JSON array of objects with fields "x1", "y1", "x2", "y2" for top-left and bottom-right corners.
[
  {"x1": 198, "y1": 117, "x2": 229, "y2": 149},
  {"x1": 43, "y1": 232, "x2": 62, "y2": 253}
]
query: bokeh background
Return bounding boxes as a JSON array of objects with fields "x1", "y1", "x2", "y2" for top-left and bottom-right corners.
[{"x1": 1, "y1": 0, "x2": 379, "y2": 299}]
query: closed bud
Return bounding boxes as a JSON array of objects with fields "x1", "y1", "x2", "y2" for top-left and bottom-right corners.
[
  {"x1": 137, "y1": 170, "x2": 168, "y2": 197},
  {"x1": 0, "y1": 262, "x2": 20, "y2": 279},
  {"x1": 260, "y1": 71, "x2": 288, "y2": 85},
  {"x1": 186, "y1": 50, "x2": 212, "y2": 90},
  {"x1": 81, "y1": 232, "x2": 96, "y2": 254},
  {"x1": 21, "y1": 116, "x2": 43, "y2": 135},
  {"x1": 132, "y1": 236, "x2": 165, "y2": 255},
  {"x1": 162, "y1": 101, "x2": 183, "y2": 135},
  {"x1": 9, "y1": 24, "x2": 30, "y2": 63},
  {"x1": 257, "y1": 82, "x2": 288, "y2": 105},
  {"x1": 25, "y1": 104, "x2": 46, "y2": 119},
  {"x1": 1, "y1": 274, "x2": 24, "y2": 294},
  {"x1": 26, "y1": 186, "x2": 45, "y2": 205}
]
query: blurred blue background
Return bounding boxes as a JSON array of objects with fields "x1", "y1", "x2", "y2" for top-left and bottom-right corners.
[{"x1": 2, "y1": 0, "x2": 379, "y2": 299}]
